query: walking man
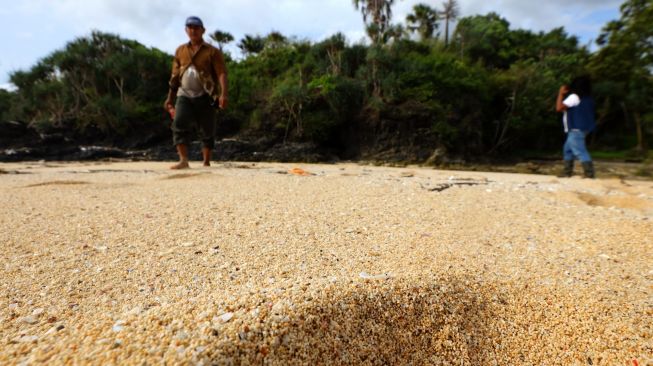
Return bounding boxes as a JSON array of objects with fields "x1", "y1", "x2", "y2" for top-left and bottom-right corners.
[
  {"x1": 164, "y1": 16, "x2": 228, "y2": 169},
  {"x1": 556, "y1": 76, "x2": 596, "y2": 178}
]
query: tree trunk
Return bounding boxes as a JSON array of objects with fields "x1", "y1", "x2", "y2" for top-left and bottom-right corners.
[
  {"x1": 489, "y1": 88, "x2": 516, "y2": 153},
  {"x1": 297, "y1": 69, "x2": 304, "y2": 136},
  {"x1": 634, "y1": 112, "x2": 646, "y2": 153},
  {"x1": 444, "y1": 16, "x2": 450, "y2": 47},
  {"x1": 620, "y1": 102, "x2": 630, "y2": 129},
  {"x1": 113, "y1": 77, "x2": 125, "y2": 104},
  {"x1": 591, "y1": 97, "x2": 610, "y2": 147},
  {"x1": 372, "y1": 60, "x2": 381, "y2": 97},
  {"x1": 327, "y1": 49, "x2": 341, "y2": 76}
]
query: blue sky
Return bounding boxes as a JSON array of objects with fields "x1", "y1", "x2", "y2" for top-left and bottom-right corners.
[{"x1": 0, "y1": 0, "x2": 622, "y2": 90}]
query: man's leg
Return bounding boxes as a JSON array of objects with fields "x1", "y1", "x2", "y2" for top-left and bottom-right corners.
[
  {"x1": 567, "y1": 131, "x2": 591, "y2": 161},
  {"x1": 202, "y1": 147, "x2": 211, "y2": 167},
  {"x1": 171, "y1": 144, "x2": 190, "y2": 169},
  {"x1": 560, "y1": 133, "x2": 575, "y2": 177},
  {"x1": 568, "y1": 130, "x2": 594, "y2": 178},
  {"x1": 171, "y1": 96, "x2": 192, "y2": 169},
  {"x1": 198, "y1": 95, "x2": 217, "y2": 167}
]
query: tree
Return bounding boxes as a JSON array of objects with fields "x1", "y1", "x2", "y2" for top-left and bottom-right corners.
[
  {"x1": 590, "y1": 0, "x2": 653, "y2": 153},
  {"x1": 453, "y1": 12, "x2": 512, "y2": 69},
  {"x1": 8, "y1": 31, "x2": 169, "y2": 135},
  {"x1": 270, "y1": 70, "x2": 308, "y2": 141},
  {"x1": 441, "y1": 0, "x2": 460, "y2": 47},
  {"x1": 352, "y1": 0, "x2": 397, "y2": 45},
  {"x1": 313, "y1": 33, "x2": 348, "y2": 76},
  {"x1": 382, "y1": 24, "x2": 408, "y2": 44},
  {"x1": 265, "y1": 31, "x2": 289, "y2": 49},
  {"x1": 0, "y1": 89, "x2": 14, "y2": 121},
  {"x1": 237, "y1": 35, "x2": 265, "y2": 57},
  {"x1": 352, "y1": 0, "x2": 401, "y2": 98},
  {"x1": 406, "y1": 4, "x2": 439, "y2": 41},
  {"x1": 209, "y1": 30, "x2": 234, "y2": 51}
]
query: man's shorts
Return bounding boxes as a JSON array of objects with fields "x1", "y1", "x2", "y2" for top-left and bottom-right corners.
[{"x1": 172, "y1": 94, "x2": 216, "y2": 149}]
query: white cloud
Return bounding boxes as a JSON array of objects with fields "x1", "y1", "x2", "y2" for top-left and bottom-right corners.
[{"x1": 0, "y1": 83, "x2": 17, "y2": 92}]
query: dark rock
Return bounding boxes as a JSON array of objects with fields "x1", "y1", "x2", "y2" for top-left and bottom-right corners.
[
  {"x1": 0, "y1": 120, "x2": 31, "y2": 139},
  {"x1": 213, "y1": 139, "x2": 337, "y2": 163},
  {"x1": 214, "y1": 139, "x2": 258, "y2": 161},
  {"x1": 76, "y1": 146, "x2": 126, "y2": 160},
  {"x1": 261, "y1": 142, "x2": 335, "y2": 163},
  {"x1": 39, "y1": 133, "x2": 68, "y2": 144}
]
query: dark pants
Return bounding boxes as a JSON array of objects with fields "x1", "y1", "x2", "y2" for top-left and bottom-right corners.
[{"x1": 172, "y1": 95, "x2": 216, "y2": 149}]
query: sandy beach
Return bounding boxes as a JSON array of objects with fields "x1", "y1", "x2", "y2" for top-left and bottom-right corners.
[{"x1": 1, "y1": 161, "x2": 652, "y2": 365}]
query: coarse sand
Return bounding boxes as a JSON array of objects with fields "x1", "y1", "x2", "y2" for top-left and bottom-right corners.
[{"x1": 1, "y1": 161, "x2": 652, "y2": 365}]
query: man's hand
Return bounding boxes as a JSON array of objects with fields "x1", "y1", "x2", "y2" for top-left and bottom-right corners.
[
  {"x1": 219, "y1": 95, "x2": 228, "y2": 110},
  {"x1": 556, "y1": 85, "x2": 569, "y2": 112},
  {"x1": 559, "y1": 85, "x2": 569, "y2": 95},
  {"x1": 164, "y1": 99, "x2": 175, "y2": 119},
  {"x1": 211, "y1": 95, "x2": 228, "y2": 110}
]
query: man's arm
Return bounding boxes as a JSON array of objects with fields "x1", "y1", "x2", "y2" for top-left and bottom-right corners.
[
  {"x1": 164, "y1": 49, "x2": 181, "y2": 110},
  {"x1": 218, "y1": 72, "x2": 228, "y2": 109},
  {"x1": 556, "y1": 85, "x2": 569, "y2": 112},
  {"x1": 212, "y1": 49, "x2": 228, "y2": 109}
]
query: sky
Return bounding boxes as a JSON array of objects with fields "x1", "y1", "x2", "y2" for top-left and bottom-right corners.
[{"x1": 0, "y1": 0, "x2": 623, "y2": 90}]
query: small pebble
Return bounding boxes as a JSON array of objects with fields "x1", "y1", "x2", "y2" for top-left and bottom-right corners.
[
  {"x1": 17, "y1": 335, "x2": 38, "y2": 343},
  {"x1": 359, "y1": 272, "x2": 392, "y2": 280},
  {"x1": 218, "y1": 312, "x2": 234, "y2": 323},
  {"x1": 21, "y1": 315, "x2": 38, "y2": 324},
  {"x1": 112, "y1": 320, "x2": 126, "y2": 332}
]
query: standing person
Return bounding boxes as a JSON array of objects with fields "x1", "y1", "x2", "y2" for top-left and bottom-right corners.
[
  {"x1": 164, "y1": 16, "x2": 228, "y2": 169},
  {"x1": 556, "y1": 76, "x2": 596, "y2": 178}
]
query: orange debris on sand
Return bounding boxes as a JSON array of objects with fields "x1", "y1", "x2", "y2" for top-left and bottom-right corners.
[{"x1": 289, "y1": 168, "x2": 312, "y2": 176}]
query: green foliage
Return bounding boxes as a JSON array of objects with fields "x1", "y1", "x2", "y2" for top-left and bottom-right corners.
[
  {"x1": 3, "y1": 1, "x2": 651, "y2": 161},
  {"x1": 453, "y1": 12, "x2": 513, "y2": 69},
  {"x1": 209, "y1": 30, "x2": 234, "y2": 51},
  {"x1": 238, "y1": 35, "x2": 265, "y2": 57},
  {"x1": 352, "y1": 0, "x2": 397, "y2": 45},
  {"x1": 589, "y1": 0, "x2": 653, "y2": 152},
  {"x1": 489, "y1": 61, "x2": 561, "y2": 152},
  {"x1": 0, "y1": 89, "x2": 15, "y2": 121},
  {"x1": 269, "y1": 69, "x2": 309, "y2": 139},
  {"x1": 406, "y1": 3, "x2": 439, "y2": 40},
  {"x1": 441, "y1": 0, "x2": 460, "y2": 47},
  {"x1": 9, "y1": 31, "x2": 169, "y2": 136},
  {"x1": 306, "y1": 75, "x2": 365, "y2": 142}
]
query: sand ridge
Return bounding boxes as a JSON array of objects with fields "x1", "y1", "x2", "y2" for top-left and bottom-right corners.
[{"x1": 1, "y1": 161, "x2": 651, "y2": 365}]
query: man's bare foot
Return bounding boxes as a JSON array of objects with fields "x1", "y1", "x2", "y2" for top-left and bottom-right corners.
[
  {"x1": 170, "y1": 161, "x2": 190, "y2": 170},
  {"x1": 203, "y1": 161, "x2": 211, "y2": 167}
]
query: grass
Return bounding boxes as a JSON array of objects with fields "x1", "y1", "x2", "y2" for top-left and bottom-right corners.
[
  {"x1": 591, "y1": 151, "x2": 631, "y2": 160},
  {"x1": 593, "y1": 149, "x2": 653, "y2": 162}
]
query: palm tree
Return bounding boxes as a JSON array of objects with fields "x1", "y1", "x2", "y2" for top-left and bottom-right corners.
[
  {"x1": 209, "y1": 30, "x2": 234, "y2": 51},
  {"x1": 406, "y1": 4, "x2": 439, "y2": 41},
  {"x1": 265, "y1": 31, "x2": 288, "y2": 49},
  {"x1": 352, "y1": 0, "x2": 397, "y2": 45},
  {"x1": 441, "y1": 0, "x2": 460, "y2": 47},
  {"x1": 383, "y1": 24, "x2": 408, "y2": 44},
  {"x1": 237, "y1": 35, "x2": 265, "y2": 57}
]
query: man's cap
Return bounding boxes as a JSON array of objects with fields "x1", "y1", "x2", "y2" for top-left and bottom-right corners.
[{"x1": 185, "y1": 16, "x2": 204, "y2": 28}]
